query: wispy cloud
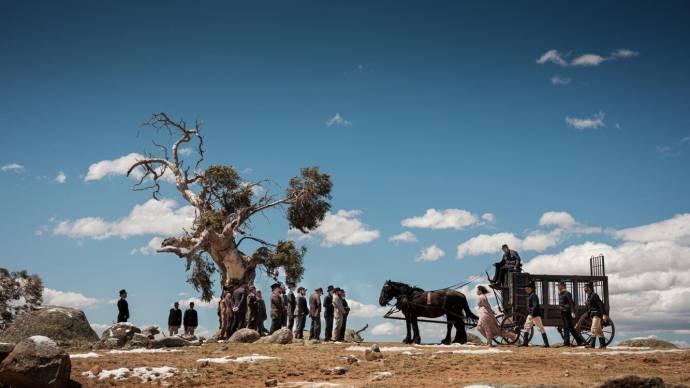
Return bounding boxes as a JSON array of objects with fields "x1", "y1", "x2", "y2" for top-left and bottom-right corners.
[
  {"x1": 550, "y1": 75, "x2": 571, "y2": 85},
  {"x1": 416, "y1": 244, "x2": 445, "y2": 262},
  {"x1": 565, "y1": 111, "x2": 605, "y2": 130},
  {"x1": 54, "y1": 171, "x2": 67, "y2": 184},
  {"x1": 401, "y1": 208, "x2": 480, "y2": 230},
  {"x1": 656, "y1": 145, "x2": 680, "y2": 158},
  {"x1": 1, "y1": 163, "x2": 25, "y2": 173},
  {"x1": 326, "y1": 113, "x2": 351, "y2": 127},
  {"x1": 537, "y1": 49, "x2": 639, "y2": 67},
  {"x1": 681, "y1": 136, "x2": 690, "y2": 145},
  {"x1": 388, "y1": 231, "x2": 417, "y2": 243}
]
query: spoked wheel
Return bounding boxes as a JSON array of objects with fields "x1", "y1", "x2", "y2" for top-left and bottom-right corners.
[
  {"x1": 575, "y1": 314, "x2": 615, "y2": 346},
  {"x1": 498, "y1": 312, "x2": 531, "y2": 345}
]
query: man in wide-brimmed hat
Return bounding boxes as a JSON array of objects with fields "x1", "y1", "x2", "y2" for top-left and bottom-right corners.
[
  {"x1": 584, "y1": 282, "x2": 609, "y2": 349},
  {"x1": 309, "y1": 287, "x2": 323, "y2": 340},
  {"x1": 117, "y1": 289, "x2": 129, "y2": 323},
  {"x1": 521, "y1": 281, "x2": 549, "y2": 347},
  {"x1": 333, "y1": 287, "x2": 348, "y2": 341},
  {"x1": 323, "y1": 285, "x2": 335, "y2": 341},
  {"x1": 269, "y1": 283, "x2": 284, "y2": 334},
  {"x1": 286, "y1": 281, "x2": 297, "y2": 331},
  {"x1": 294, "y1": 286, "x2": 308, "y2": 339}
]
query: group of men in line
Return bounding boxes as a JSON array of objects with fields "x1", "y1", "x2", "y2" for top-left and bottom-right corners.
[
  {"x1": 489, "y1": 244, "x2": 611, "y2": 349},
  {"x1": 117, "y1": 289, "x2": 200, "y2": 336},
  {"x1": 268, "y1": 283, "x2": 351, "y2": 341}
]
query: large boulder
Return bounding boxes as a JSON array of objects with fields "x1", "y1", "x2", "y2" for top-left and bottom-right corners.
[
  {"x1": 618, "y1": 336, "x2": 678, "y2": 349},
  {"x1": 255, "y1": 328, "x2": 293, "y2": 344},
  {"x1": 0, "y1": 336, "x2": 73, "y2": 388},
  {"x1": 229, "y1": 329, "x2": 260, "y2": 344},
  {"x1": 0, "y1": 343, "x2": 14, "y2": 363},
  {"x1": 0, "y1": 307, "x2": 98, "y2": 347},
  {"x1": 150, "y1": 336, "x2": 201, "y2": 348},
  {"x1": 596, "y1": 375, "x2": 670, "y2": 388},
  {"x1": 94, "y1": 323, "x2": 141, "y2": 349}
]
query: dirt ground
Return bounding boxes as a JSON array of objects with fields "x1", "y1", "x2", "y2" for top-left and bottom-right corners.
[{"x1": 68, "y1": 341, "x2": 690, "y2": 387}]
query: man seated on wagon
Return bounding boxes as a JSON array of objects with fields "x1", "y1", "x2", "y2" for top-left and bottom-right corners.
[{"x1": 489, "y1": 244, "x2": 522, "y2": 287}]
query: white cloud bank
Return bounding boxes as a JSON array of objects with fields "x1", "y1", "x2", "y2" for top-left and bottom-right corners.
[
  {"x1": 43, "y1": 288, "x2": 102, "y2": 309},
  {"x1": 53, "y1": 198, "x2": 195, "y2": 240},
  {"x1": 566, "y1": 111, "x2": 605, "y2": 130},
  {"x1": 416, "y1": 244, "x2": 445, "y2": 262},
  {"x1": 402, "y1": 208, "x2": 480, "y2": 230},
  {"x1": 291, "y1": 209, "x2": 379, "y2": 247}
]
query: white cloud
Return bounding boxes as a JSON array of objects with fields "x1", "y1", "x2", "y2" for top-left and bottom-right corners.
[
  {"x1": 456, "y1": 232, "x2": 522, "y2": 259},
  {"x1": 178, "y1": 147, "x2": 193, "y2": 157},
  {"x1": 571, "y1": 53, "x2": 607, "y2": 66},
  {"x1": 43, "y1": 288, "x2": 102, "y2": 309},
  {"x1": 372, "y1": 322, "x2": 403, "y2": 336},
  {"x1": 402, "y1": 208, "x2": 479, "y2": 230},
  {"x1": 613, "y1": 213, "x2": 690, "y2": 245},
  {"x1": 130, "y1": 237, "x2": 165, "y2": 255},
  {"x1": 347, "y1": 299, "x2": 388, "y2": 318},
  {"x1": 536, "y1": 49, "x2": 568, "y2": 66},
  {"x1": 326, "y1": 113, "x2": 351, "y2": 127},
  {"x1": 294, "y1": 209, "x2": 379, "y2": 247},
  {"x1": 54, "y1": 171, "x2": 66, "y2": 184},
  {"x1": 178, "y1": 296, "x2": 221, "y2": 309},
  {"x1": 550, "y1": 75, "x2": 571, "y2": 85},
  {"x1": 656, "y1": 145, "x2": 680, "y2": 158},
  {"x1": 611, "y1": 49, "x2": 639, "y2": 59},
  {"x1": 565, "y1": 111, "x2": 605, "y2": 130},
  {"x1": 481, "y1": 213, "x2": 495, "y2": 223},
  {"x1": 1, "y1": 163, "x2": 25, "y2": 173},
  {"x1": 416, "y1": 244, "x2": 445, "y2": 262},
  {"x1": 84, "y1": 153, "x2": 175, "y2": 183},
  {"x1": 539, "y1": 211, "x2": 576, "y2": 229},
  {"x1": 53, "y1": 198, "x2": 196, "y2": 240},
  {"x1": 388, "y1": 231, "x2": 417, "y2": 243}
]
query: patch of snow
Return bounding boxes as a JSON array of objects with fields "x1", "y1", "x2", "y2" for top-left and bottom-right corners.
[
  {"x1": 108, "y1": 348, "x2": 181, "y2": 354},
  {"x1": 83, "y1": 366, "x2": 177, "y2": 381},
  {"x1": 7, "y1": 296, "x2": 27, "y2": 308},
  {"x1": 437, "y1": 347, "x2": 512, "y2": 355},
  {"x1": 564, "y1": 349, "x2": 687, "y2": 356},
  {"x1": 278, "y1": 383, "x2": 345, "y2": 388},
  {"x1": 70, "y1": 352, "x2": 100, "y2": 359},
  {"x1": 197, "y1": 354, "x2": 278, "y2": 363},
  {"x1": 47, "y1": 308, "x2": 74, "y2": 319},
  {"x1": 415, "y1": 343, "x2": 474, "y2": 348},
  {"x1": 401, "y1": 350, "x2": 422, "y2": 355},
  {"x1": 29, "y1": 336, "x2": 56, "y2": 347},
  {"x1": 344, "y1": 346, "x2": 417, "y2": 352}
]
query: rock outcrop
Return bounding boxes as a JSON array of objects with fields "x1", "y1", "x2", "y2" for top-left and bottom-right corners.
[
  {"x1": 0, "y1": 343, "x2": 14, "y2": 363},
  {"x1": 255, "y1": 328, "x2": 293, "y2": 344},
  {"x1": 0, "y1": 307, "x2": 98, "y2": 347},
  {"x1": 0, "y1": 336, "x2": 77, "y2": 388},
  {"x1": 595, "y1": 375, "x2": 677, "y2": 388},
  {"x1": 0, "y1": 269, "x2": 43, "y2": 334},
  {"x1": 149, "y1": 336, "x2": 201, "y2": 348},
  {"x1": 618, "y1": 336, "x2": 678, "y2": 349},
  {"x1": 229, "y1": 329, "x2": 261, "y2": 343},
  {"x1": 94, "y1": 323, "x2": 141, "y2": 349}
]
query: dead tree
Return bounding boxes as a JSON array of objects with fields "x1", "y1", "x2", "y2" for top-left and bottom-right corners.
[{"x1": 127, "y1": 113, "x2": 332, "y2": 303}]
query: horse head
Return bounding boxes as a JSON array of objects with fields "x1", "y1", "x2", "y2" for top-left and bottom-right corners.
[{"x1": 379, "y1": 280, "x2": 403, "y2": 306}]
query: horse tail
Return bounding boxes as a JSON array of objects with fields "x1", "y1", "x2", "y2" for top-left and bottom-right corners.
[{"x1": 461, "y1": 294, "x2": 478, "y2": 320}]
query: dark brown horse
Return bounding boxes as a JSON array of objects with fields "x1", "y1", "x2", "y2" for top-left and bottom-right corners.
[{"x1": 379, "y1": 280, "x2": 478, "y2": 344}]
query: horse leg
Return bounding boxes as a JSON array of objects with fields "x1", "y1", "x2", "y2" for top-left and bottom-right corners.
[
  {"x1": 402, "y1": 314, "x2": 412, "y2": 344},
  {"x1": 442, "y1": 319, "x2": 453, "y2": 345},
  {"x1": 453, "y1": 318, "x2": 468, "y2": 344},
  {"x1": 411, "y1": 316, "x2": 421, "y2": 344}
]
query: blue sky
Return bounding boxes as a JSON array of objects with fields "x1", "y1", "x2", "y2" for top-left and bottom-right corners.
[{"x1": 1, "y1": 1, "x2": 689, "y2": 344}]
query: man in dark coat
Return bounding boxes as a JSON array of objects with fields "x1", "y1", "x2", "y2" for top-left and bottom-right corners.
[
  {"x1": 270, "y1": 283, "x2": 285, "y2": 333},
  {"x1": 281, "y1": 288, "x2": 288, "y2": 327},
  {"x1": 245, "y1": 286, "x2": 259, "y2": 331},
  {"x1": 521, "y1": 282, "x2": 548, "y2": 347},
  {"x1": 256, "y1": 290, "x2": 268, "y2": 335},
  {"x1": 286, "y1": 282, "x2": 297, "y2": 331},
  {"x1": 323, "y1": 285, "x2": 335, "y2": 341},
  {"x1": 294, "y1": 287, "x2": 308, "y2": 339},
  {"x1": 229, "y1": 282, "x2": 248, "y2": 335},
  {"x1": 490, "y1": 244, "x2": 522, "y2": 286},
  {"x1": 339, "y1": 289, "x2": 351, "y2": 341},
  {"x1": 584, "y1": 282, "x2": 609, "y2": 349},
  {"x1": 117, "y1": 289, "x2": 129, "y2": 323},
  {"x1": 168, "y1": 302, "x2": 182, "y2": 336},
  {"x1": 558, "y1": 282, "x2": 585, "y2": 346},
  {"x1": 309, "y1": 287, "x2": 323, "y2": 340},
  {"x1": 183, "y1": 302, "x2": 198, "y2": 335}
]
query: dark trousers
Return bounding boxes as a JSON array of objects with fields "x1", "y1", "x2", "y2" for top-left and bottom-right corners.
[
  {"x1": 270, "y1": 317, "x2": 282, "y2": 334},
  {"x1": 338, "y1": 314, "x2": 348, "y2": 340},
  {"x1": 117, "y1": 314, "x2": 127, "y2": 323},
  {"x1": 560, "y1": 311, "x2": 584, "y2": 345},
  {"x1": 295, "y1": 314, "x2": 307, "y2": 338},
  {"x1": 230, "y1": 308, "x2": 246, "y2": 335},
  {"x1": 324, "y1": 314, "x2": 334, "y2": 340},
  {"x1": 310, "y1": 316, "x2": 321, "y2": 340},
  {"x1": 287, "y1": 313, "x2": 295, "y2": 331}
]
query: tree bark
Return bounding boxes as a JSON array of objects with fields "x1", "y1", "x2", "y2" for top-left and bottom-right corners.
[{"x1": 207, "y1": 239, "x2": 257, "y2": 288}]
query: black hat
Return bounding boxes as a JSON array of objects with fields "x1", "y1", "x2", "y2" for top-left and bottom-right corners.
[
  {"x1": 297, "y1": 286, "x2": 306, "y2": 292},
  {"x1": 333, "y1": 287, "x2": 342, "y2": 293},
  {"x1": 525, "y1": 282, "x2": 535, "y2": 289},
  {"x1": 327, "y1": 285, "x2": 334, "y2": 292},
  {"x1": 271, "y1": 283, "x2": 282, "y2": 290},
  {"x1": 584, "y1": 282, "x2": 594, "y2": 289},
  {"x1": 119, "y1": 289, "x2": 127, "y2": 295}
]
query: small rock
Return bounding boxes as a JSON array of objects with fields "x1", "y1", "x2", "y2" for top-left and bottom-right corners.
[
  {"x1": 331, "y1": 366, "x2": 348, "y2": 375},
  {"x1": 370, "y1": 344, "x2": 381, "y2": 352},
  {"x1": 229, "y1": 328, "x2": 261, "y2": 344},
  {"x1": 596, "y1": 375, "x2": 667, "y2": 388},
  {"x1": 344, "y1": 355, "x2": 359, "y2": 364},
  {"x1": 364, "y1": 349, "x2": 383, "y2": 361},
  {"x1": 371, "y1": 371, "x2": 394, "y2": 381},
  {"x1": 265, "y1": 378, "x2": 278, "y2": 387},
  {"x1": 198, "y1": 360, "x2": 210, "y2": 368}
]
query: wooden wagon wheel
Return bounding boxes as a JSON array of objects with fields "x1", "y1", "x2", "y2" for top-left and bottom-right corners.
[{"x1": 498, "y1": 312, "x2": 532, "y2": 345}]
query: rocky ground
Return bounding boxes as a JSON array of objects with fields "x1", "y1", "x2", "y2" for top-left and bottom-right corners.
[{"x1": 66, "y1": 341, "x2": 690, "y2": 387}]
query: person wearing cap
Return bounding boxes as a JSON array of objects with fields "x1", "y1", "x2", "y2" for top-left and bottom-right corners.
[
  {"x1": 270, "y1": 283, "x2": 285, "y2": 333},
  {"x1": 521, "y1": 282, "x2": 549, "y2": 347},
  {"x1": 183, "y1": 302, "x2": 198, "y2": 335},
  {"x1": 584, "y1": 282, "x2": 609, "y2": 349},
  {"x1": 229, "y1": 281, "x2": 248, "y2": 335},
  {"x1": 117, "y1": 289, "x2": 129, "y2": 323},
  {"x1": 168, "y1": 302, "x2": 182, "y2": 336},
  {"x1": 323, "y1": 285, "x2": 335, "y2": 341},
  {"x1": 294, "y1": 286, "x2": 308, "y2": 339},
  {"x1": 489, "y1": 244, "x2": 522, "y2": 286},
  {"x1": 286, "y1": 282, "x2": 297, "y2": 331},
  {"x1": 558, "y1": 281, "x2": 585, "y2": 346},
  {"x1": 256, "y1": 290, "x2": 268, "y2": 335},
  {"x1": 339, "y1": 289, "x2": 351, "y2": 341},
  {"x1": 309, "y1": 287, "x2": 323, "y2": 340},
  {"x1": 246, "y1": 286, "x2": 259, "y2": 331},
  {"x1": 333, "y1": 288, "x2": 347, "y2": 341}
]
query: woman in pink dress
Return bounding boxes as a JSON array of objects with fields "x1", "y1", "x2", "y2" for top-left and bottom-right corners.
[{"x1": 476, "y1": 285, "x2": 515, "y2": 346}]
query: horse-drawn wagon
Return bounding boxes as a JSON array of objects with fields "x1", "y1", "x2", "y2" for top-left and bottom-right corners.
[{"x1": 380, "y1": 254, "x2": 614, "y2": 346}]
